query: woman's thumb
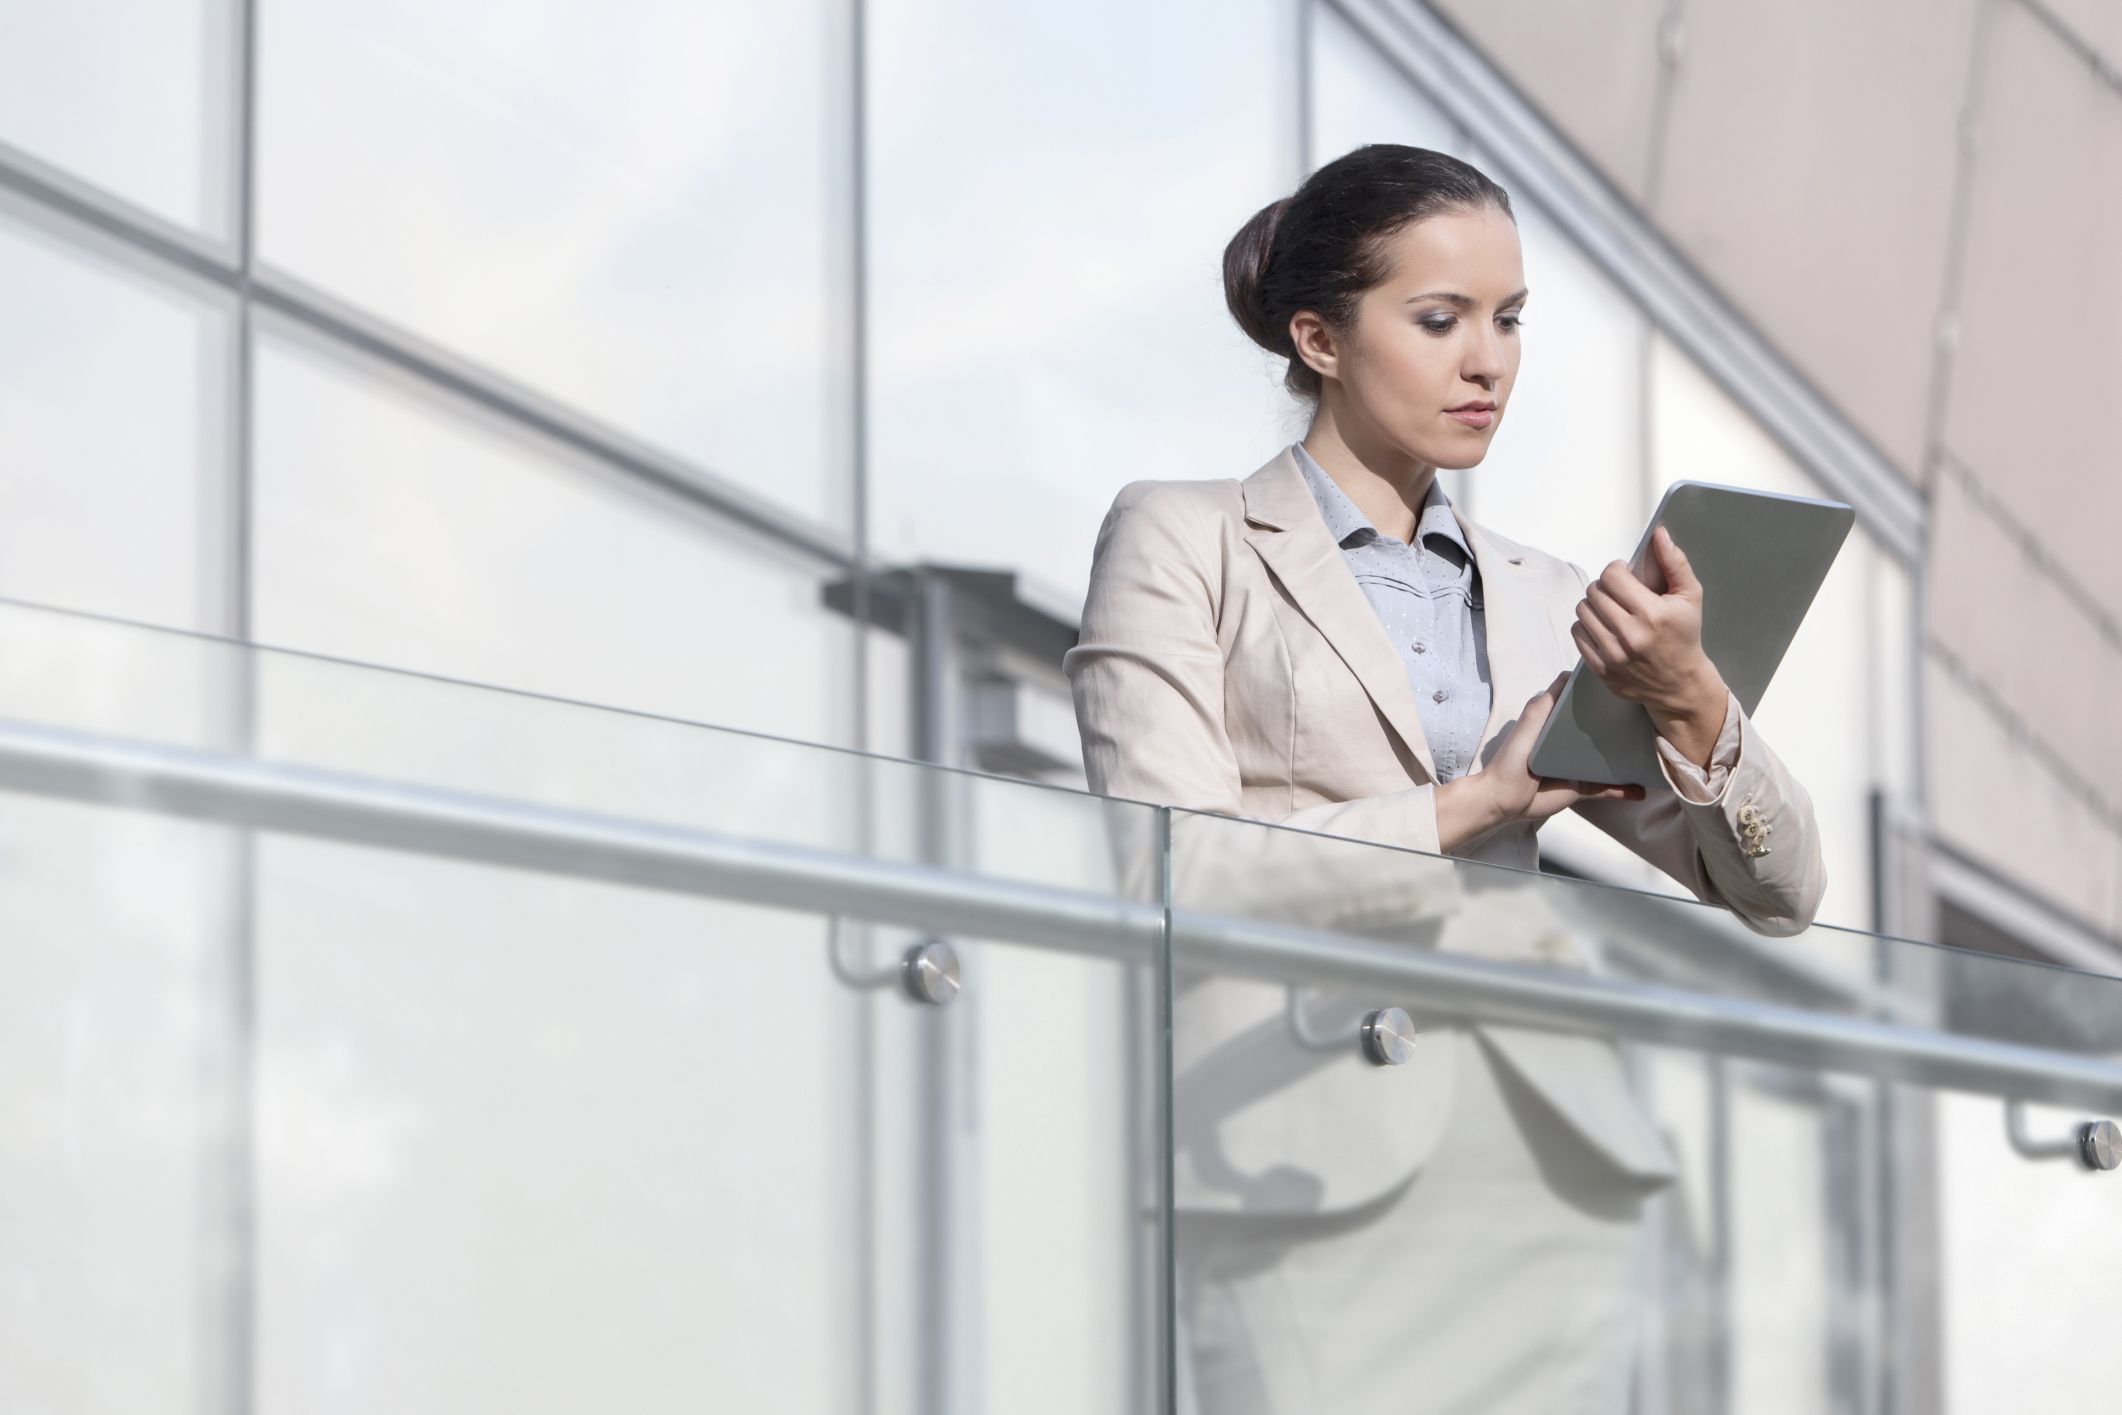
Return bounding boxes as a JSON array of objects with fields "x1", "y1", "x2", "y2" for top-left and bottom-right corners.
[
  {"x1": 1526, "y1": 671, "x2": 1568, "y2": 715},
  {"x1": 1654, "y1": 526, "x2": 1701, "y2": 595}
]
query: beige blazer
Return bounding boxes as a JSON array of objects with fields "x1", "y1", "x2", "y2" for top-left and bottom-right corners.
[{"x1": 1064, "y1": 446, "x2": 1828, "y2": 1215}]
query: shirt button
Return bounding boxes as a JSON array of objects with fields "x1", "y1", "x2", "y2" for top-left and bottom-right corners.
[
  {"x1": 1411, "y1": 642, "x2": 1426, "y2": 654},
  {"x1": 1433, "y1": 689, "x2": 1448, "y2": 703}
]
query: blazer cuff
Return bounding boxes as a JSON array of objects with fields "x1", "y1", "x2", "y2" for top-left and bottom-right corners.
[{"x1": 1654, "y1": 689, "x2": 1743, "y2": 805}]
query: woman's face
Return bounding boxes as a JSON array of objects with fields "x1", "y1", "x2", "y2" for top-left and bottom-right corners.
[{"x1": 1314, "y1": 205, "x2": 1528, "y2": 471}]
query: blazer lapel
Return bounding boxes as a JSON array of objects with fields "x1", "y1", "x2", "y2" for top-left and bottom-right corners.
[
  {"x1": 1240, "y1": 450, "x2": 1440, "y2": 783},
  {"x1": 1456, "y1": 510, "x2": 1557, "y2": 766}
]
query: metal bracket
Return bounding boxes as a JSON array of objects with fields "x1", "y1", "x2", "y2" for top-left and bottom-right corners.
[
  {"x1": 1286, "y1": 988, "x2": 1416, "y2": 1066},
  {"x1": 826, "y1": 915, "x2": 961, "y2": 1006},
  {"x1": 2005, "y1": 1101, "x2": 2121, "y2": 1171}
]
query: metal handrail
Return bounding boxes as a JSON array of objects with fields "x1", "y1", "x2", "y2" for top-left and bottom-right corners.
[{"x1": 3, "y1": 713, "x2": 2121, "y2": 1111}]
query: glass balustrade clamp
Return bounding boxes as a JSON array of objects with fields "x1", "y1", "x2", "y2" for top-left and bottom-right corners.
[
  {"x1": 826, "y1": 914, "x2": 961, "y2": 1006},
  {"x1": 1285, "y1": 989, "x2": 1416, "y2": 1066},
  {"x1": 2004, "y1": 1101, "x2": 2122, "y2": 1172},
  {"x1": 1359, "y1": 1007, "x2": 1418, "y2": 1067}
]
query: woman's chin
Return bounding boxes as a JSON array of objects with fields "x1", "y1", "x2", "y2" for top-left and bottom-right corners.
[{"x1": 1427, "y1": 446, "x2": 1491, "y2": 472}]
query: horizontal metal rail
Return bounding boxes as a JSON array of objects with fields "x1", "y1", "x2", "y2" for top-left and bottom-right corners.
[{"x1": 2, "y1": 714, "x2": 2120, "y2": 1111}]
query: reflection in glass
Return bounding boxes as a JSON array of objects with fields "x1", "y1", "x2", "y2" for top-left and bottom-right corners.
[
  {"x1": 257, "y1": 0, "x2": 852, "y2": 525},
  {"x1": 0, "y1": 0, "x2": 236, "y2": 237},
  {"x1": 0, "y1": 199, "x2": 233, "y2": 630},
  {"x1": 1165, "y1": 809, "x2": 2122, "y2": 1414}
]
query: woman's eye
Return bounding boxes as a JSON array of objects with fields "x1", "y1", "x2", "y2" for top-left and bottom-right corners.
[{"x1": 1419, "y1": 313, "x2": 1527, "y2": 334}]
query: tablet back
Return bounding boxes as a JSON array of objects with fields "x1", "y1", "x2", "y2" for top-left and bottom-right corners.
[{"x1": 1526, "y1": 481, "x2": 1855, "y2": 790}]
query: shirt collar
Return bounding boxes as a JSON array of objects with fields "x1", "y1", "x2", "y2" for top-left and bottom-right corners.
[{"x1": 1290, "y1": 440, "x2": 1472, "y2": 557}]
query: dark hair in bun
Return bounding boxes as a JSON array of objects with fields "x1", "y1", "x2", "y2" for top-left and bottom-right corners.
[{"x1": 1223, "y1": 143, "x2": 1514, "y2": 400}]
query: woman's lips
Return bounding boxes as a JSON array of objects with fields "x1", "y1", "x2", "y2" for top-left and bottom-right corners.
[{"x1": 1446, "y1": 407, "x2": 1495, "y2": 429}]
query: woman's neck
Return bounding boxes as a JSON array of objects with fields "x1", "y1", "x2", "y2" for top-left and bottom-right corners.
[{"x1": 1300, "y1": 412, "x2": 1438, "y2": 544}]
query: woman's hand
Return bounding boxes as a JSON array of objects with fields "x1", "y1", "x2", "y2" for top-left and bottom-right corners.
[
  {"x1": 1435, "y1": 673, "x2": 1645, "y2": 852},
  {"x1": 1571, "y1": 526, "x2": 1731, "y2": 768}
]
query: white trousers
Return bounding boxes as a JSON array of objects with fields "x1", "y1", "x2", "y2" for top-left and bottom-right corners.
[{"x1": 1174, "y1": 1034, "x2": 1662, "y2": 1415}]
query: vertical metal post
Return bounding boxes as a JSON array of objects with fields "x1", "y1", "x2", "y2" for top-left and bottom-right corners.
[
  {"x1": 204, "y1": 4, "x2": 263, "y2": 1414},
  {"x1": 1870, "y1": 790, "x2": 1945, "y2": 1415},
  {"x1": 840, "y1": 1, "x2": 878, "y2": 1408},
  {"x1": 1154, "y1": 805, "x2": 1176, "y2": 1415},
  {"x1": 1708, "y1": 1056, "x2": 1734, "y2": 1415},
  {"x1": 907, "y1": 570, "x2": 980, "y2": 1414}
]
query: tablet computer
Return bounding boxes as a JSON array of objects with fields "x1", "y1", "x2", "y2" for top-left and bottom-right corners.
[{"x1": 1526, "y1": 480, "x2": 1855, "y2": 790}]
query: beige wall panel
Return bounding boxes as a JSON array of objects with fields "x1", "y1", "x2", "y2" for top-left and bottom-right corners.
[
  {"x1": 1927, "y1": 473, "x2": 2116, "y2": 806},
  {"x1": 2011, "y1": 565, "x2": 2117, "y2": 812},
  {"x1": 1927, "y1": 655, "x2": 2121, "y2": 935},
  {"x1": 2098, "y1": 638, "x2": 2122, "y2": 824},
  {"x1": 1427, "y1": 0, "x2": 1669, "y2": 202},
  {"x1": 1927, "y1": 472, "x2": 2023, "y2": 691},
  {"x1": 1652, "y1": 0, "x2": 1976, "y2": 479},
  {"x1": 2041, "y1": 0, "x2": 2122, "y2": 76},
  {"x1": 1942, "y1": 2, "x2": 2122, "y2": 609}
]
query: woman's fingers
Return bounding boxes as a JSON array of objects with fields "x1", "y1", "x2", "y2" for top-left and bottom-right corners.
[
  {"x1": 1547, "y1": 778, "x2": 1645, "y2": 802},
  {"x1": 1596, "y1": 559, "x2": 1662, "y2": 615},
  {"x1": 1583, "y1": 581, "x2": 1637, "y2": 642},
  {"x1": 1575, "y1": 598, "x2": 1628, "y2": 662},
  {"x1": 1653, "y1": 527, "x2": 1702, "y2": 598},
  {"x1": 1570, "y1": 620, "x2": 1612, "y2": 674},
  {"x1": 1520, "y1": 671, "x2": 1568, "y2": 718}
]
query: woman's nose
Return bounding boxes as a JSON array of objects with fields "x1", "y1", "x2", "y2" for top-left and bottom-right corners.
[{"x1": 1463, "y1": 329, "x2": 1507, "y2": 382}]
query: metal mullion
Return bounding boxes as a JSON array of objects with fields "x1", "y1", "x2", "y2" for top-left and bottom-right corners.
[
  {"x1": 844, "y1": 0, "x2": 881, "y2": 1409},
  {"x1": 0, "y1": 142, "x2": 240, "y2": 287},
  {"x1": 212, "y1": 1, "x2": 263, "y2": 1412}
]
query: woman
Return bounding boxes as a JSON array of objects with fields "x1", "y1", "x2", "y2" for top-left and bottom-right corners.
[{"x1": 1063, "y1": 145, "x2": 1826, "y2": 1412}]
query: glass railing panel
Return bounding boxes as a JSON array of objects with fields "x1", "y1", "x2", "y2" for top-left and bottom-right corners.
[
  {"x1": 0, "y1": 597, "x2": 1165, "y2": 1415},
  {"x1": 1165, "y1": 807, "x2": 2122, "y2": 1414}
]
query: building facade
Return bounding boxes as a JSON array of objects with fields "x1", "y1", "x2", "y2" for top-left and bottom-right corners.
[{"x1": 0, "y1": 0, "x2": 2115, "y2": 1411}]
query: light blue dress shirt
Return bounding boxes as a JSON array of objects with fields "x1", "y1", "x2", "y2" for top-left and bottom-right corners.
[
  {"x1": 1291, "y1": 441, "x2": 1492, "y2": 782},
  {"x1": 1290, "y1": 440, "x2": 1743, "y2": 801}
]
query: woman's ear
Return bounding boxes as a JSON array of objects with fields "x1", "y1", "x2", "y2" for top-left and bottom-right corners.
[{"x1": 1288, "y1": 310, "x2": 1340, "y2": 384}]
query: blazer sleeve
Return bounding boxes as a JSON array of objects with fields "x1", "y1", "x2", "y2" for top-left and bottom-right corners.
[
  {"x1": 1560, "y1": 560, "x2": 1829, "y2": 937},
  {"x1": 1061, "y1": 481, "x2": 1459, "y2": 933}
]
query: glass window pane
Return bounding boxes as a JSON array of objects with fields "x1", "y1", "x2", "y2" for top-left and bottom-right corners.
[
  {"x1": 1310, "y1": 3, "x2": 1463, "y2": 160},
  {"x1": 867, "y1": 0, "x2": 1297, "y2": 599},
  {"x1": 251, "y1": 322, "x2": 852, "y2": 744},
  {"x1": 256, "y1": 0, "x2": 852, "y2": 527},
  {"x1": 0, "y1": 605, "x2": 235, "y2": 1414},
  {"x1": 0, "y1": 196, "x2": 233, "y2": 630},
  {"x1": 0, "y1": 805, "x2": 234, "y2": 1415},
  {"x1": 0, "y1": 0, "x2": 237, "y2": 238}
]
